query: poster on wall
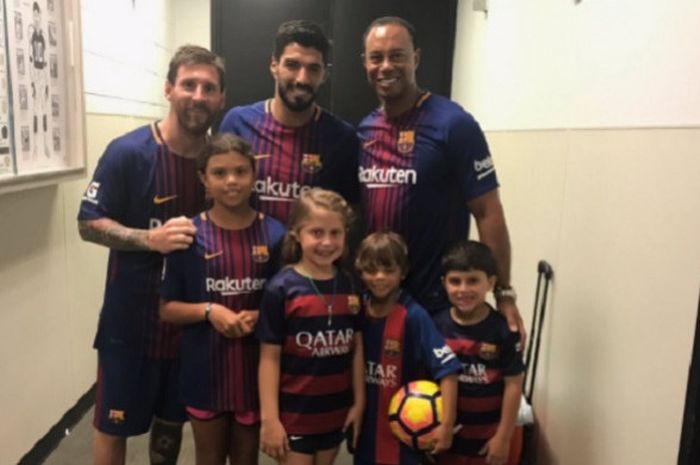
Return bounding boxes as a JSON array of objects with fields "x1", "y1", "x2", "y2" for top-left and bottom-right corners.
[
  {"x1": 0, "y1": 0, "x2": 15, "y2": 178},
  {"x1": 4, "y1": 0, "x2": 67, "y2": 175}
]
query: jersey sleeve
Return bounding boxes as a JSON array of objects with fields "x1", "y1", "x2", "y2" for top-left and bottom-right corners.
[
  {"x1": 160, "y1": 249, "x2": 187, "y2": 302},
  {"x1": 257, "y1": 278, "x2": 287, "y2": 344},
  {"x1": 337, "y1": 129, "x2": 360, "y2": 205},
  {"x1": 409, "y1": 307, "x2": 462, "y2": 380},
  {"x1": 500, "y1": 329, "x2": 525, "y2": 377},
  {"x1": 445, "y1": 110, "x2": 499, "y2": 202},
  {"x1": 78, "y1": 139, "x2": 131, "y2": 221}
]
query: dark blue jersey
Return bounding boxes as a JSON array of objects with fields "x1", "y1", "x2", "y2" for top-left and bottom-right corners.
[
  {"x1": 356, "y1": 291, "x2": 461, "y2": 465},
  {"x1": 78, "y1": 123, "x2": 205, "y2": 358},
  {"x1": 161, "y1": 212, "x2": 285, "y2": 412},
  {"x1": 219, "y1": 100, "x2": 360, "y2": 223},
  {"x1": 358, "y1": 94, "x2": 499, "y2": 312},
  {"x1": 257, "y1": 267, "x2": 364, "y2": 435},
  {"x1": 433, "y1": 307, "x2": 524, "y2": 459}
]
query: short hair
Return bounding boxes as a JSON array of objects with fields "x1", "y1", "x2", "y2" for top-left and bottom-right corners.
[
  {"x1": 362, "y1": 16, "x2": 417, "y2": 50},
  {"x1": 33, "y1": 1, "x2": 40, "y2": 13},
  {"x1": 282, "y1": 188, "x2": 354, "y2": 264},
  {"x1": 441, "y1": 240, "x2": 498, "y2": 277},
  {"x1": 167, "y1": 45, "x2": 226, "y2": 92},
  {"x1": 196, "y1": 133, "x2": 254, "y2": 174},
  {"x1": 355, "y1": 231, "x2": 409, "y2": 275},
  {"x1": 273, "y1": 20, "x2": 331, "y2": 65}
]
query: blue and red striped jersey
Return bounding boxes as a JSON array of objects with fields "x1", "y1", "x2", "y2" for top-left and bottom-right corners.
[
  {"x1": 433, "y1": 307, "x2": 524, "y2": 460},
  {"x1": 257, "y1": 267, "x2": 364, "y2": 435},
  {"x1": 356, "y1": 291, "x2": 461, "y2": 465},
  {"x1": 78, "y1": 123, "x2": 205, "y2": 358},
  {"x1": 358, "y1": 93, "x2": 499, "y2": 313},
  {"x1": 160, "y1": 211, "x2": 285, "y2": 412},
  {"x1": 219, "y1": 100, "x2": 360, "y2": 223}
]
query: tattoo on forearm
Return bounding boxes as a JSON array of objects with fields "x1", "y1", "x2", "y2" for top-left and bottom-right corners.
[{"x1": 78, "y1": 219, "x2": 150, "y2": 251}]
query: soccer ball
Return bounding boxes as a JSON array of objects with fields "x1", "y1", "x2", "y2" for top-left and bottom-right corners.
[{"x1": 388, "y1": 380, "x2": 443, "y2": 451}]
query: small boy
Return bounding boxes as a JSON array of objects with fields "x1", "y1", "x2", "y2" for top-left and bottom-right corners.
[
  {"x1": 353, "y1": 231, "x2": 462, "y2": 465},
  {"x1": 433, "y1": 240, "x2": 524, "y2": 465}
]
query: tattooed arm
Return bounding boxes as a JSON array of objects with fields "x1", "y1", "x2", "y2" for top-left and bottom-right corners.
[{"x1": 78, "y1": 216, "x2": 196, "y2": 254}]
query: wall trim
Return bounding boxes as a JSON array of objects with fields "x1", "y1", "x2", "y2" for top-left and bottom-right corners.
[{"x1": 17, "y1": 384, "x2": 96, "y2": 465}]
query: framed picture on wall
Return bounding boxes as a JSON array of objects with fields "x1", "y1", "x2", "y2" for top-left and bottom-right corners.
[{"x1": 0, "y1": 0, "x2": 86, "y2": 195}]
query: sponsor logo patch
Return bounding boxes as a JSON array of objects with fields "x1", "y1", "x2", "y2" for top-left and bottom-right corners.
[
  {"x1": 153, "y1": 194, "x2": 178, "y2": 205},
  {"x1": 204, "y1": 250, "x2": 223, "y2": 260}
]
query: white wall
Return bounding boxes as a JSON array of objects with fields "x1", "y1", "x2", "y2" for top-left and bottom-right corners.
[
  {"x1": 0, "y1": 1, "x2": 210, "y2": 463},
  {"x1": 453, "y1": 1, "x2": 700, "y2": 464},
  {"x1": 453, "y1": 0, "x2": 700, "y2": 129}
]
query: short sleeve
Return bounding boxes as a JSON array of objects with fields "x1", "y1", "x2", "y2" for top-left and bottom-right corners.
[
  {"x1": 78, "y1": 140, "x2": 130, "y2": 221},
  {"x1": 257, "y1": 280, "x2": 287, "y2": 344},
  {"x1": 500, "y1": 330, "x2": 525, "y2": 377},
  {"x1": 160, "y1": 250, "x2": 187, "y2": 302},
  {"x1": 410, "y1": 308, "x2": 462, "y2": 380},
  {"x1": 445, "y1": 110, "x2": 499, "y2": 202},
  {"x1": 337, "y1": 130, "x2": 360, "y2": 205}
]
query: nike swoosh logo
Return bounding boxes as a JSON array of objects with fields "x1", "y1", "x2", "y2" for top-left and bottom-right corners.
[
  {"x1": 288, "y1": 435, "x2": 303, "y2": 441},
  {"x1": 153, "y1": 194, "x2": 178, "y2": 205},
  {"x1": 363, "y1": 140, "x2": 377, "y2": 149},
  {"x1": 204, "y1": 251, "x2": 223, "y2": 260},
  {"x1": 254, "y1": 154, "x2": 271, "y2": 160}
]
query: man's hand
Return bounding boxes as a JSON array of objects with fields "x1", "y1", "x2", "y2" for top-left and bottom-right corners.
[
  {"x1": 497, "y1": 299, "x2": 526, "y2": 350},
  {"x1": 147, "y1": 216, "x2": 196, "y2": 254}
]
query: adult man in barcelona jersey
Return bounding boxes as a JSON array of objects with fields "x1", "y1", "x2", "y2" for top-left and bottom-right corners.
[
  {"x1": 358, "y1": 17, "x2": 525, "y2": 337},
  {"x1": 219, "y1": 20, "x2": 359, "y2": 224},
  {"x1": 78, "y1": 45, "x2": 226, "y2": 465}
]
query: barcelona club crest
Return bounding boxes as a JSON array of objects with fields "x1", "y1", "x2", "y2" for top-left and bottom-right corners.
[
  {"x1": 251, "y1": 245, "x2": 270, "y2": 263},
  {"x1": 301, "y1": 153, "x2": 323, "y2": 174},
  {"x1": 478, "y1": 342, "x2": 499, "y2": 361},
  {"x1": 108, "y1": 409, "x2": 125, "y2": 425},
  {"x1": 397, "y1": 130, "x2": 415, "y2": 155},
  {"x1": 347, "y1": 295, "x2": 361, "y2": 314},
  {"x1": 384, "y1": 339, "x2": 401, "y2": 358}
]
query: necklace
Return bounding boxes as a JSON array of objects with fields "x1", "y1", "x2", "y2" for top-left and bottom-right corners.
[{"x1": 297, "y1": 266, "x2": 337, "y2": 327}]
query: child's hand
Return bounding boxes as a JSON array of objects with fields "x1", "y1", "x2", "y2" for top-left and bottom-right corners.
[
  {"x1": 239, "y1": 310, "x2": 259, "y2": 335},
  {"x1": 208, "y1": 305, "x2": 251, "y2": 338},
  {"x1": 343, "y1": 403, "x2": 363, "y2": 452},
  {"x1": 260, "y1": 418, "x2": 289, "y2": 461},
  {"x1": 479, "y1": 433, "x2": 510, "y2": 465},
  {"x1": 429, "y1": 423, "x2": 454, "y2": 455}
]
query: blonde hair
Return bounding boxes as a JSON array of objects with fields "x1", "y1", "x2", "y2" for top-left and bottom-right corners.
[{"x1": 282, "y1": 188, "x2": 354, "y2": 264}]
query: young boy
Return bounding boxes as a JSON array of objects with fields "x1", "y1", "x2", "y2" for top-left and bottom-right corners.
[
  {"x1": 353, "y1": 231, "x2": 462, "y2": 465},
  {"x1": 433, "y1": 240, "x2": 524, "y2": 465}
]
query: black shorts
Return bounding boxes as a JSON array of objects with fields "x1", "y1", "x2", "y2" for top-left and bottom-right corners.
[{"x1": 287, "y1": 429, "x2": 344, "y2": 454}]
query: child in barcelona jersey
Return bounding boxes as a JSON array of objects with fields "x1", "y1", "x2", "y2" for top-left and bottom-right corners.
[
  {"x1": 160, "y1": 133, "x2": 285, "y2": 465},
  {"x1": 433, "y1": 240, "x2": 524, "y2": 465},
  {"x1": 353, "y1": 231, "x2": 462, "y2": 465},
  {"x1": 257, "y1": 188, "x2": 365, "y2": 465}
]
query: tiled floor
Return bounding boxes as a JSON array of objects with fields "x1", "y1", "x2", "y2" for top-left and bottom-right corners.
[{"x1": 43, "y1": 408, "x2": 352, "y2": 465}]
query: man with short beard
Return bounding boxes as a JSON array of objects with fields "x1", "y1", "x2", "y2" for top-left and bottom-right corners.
[
  {"x1": 78, "y1": 45, "x2": 226, "y2": 465},
  {"x1": 219, "y1": 20, "x2": 359, "y2": 224}
]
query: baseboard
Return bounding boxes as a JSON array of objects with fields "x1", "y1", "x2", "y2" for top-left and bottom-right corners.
[{"x1": 17, "y1": 384, "x2": 96, "y2": 465}]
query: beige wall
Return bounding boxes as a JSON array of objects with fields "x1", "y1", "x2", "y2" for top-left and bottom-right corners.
[
  {"x1": 0, "y1": 114, "x2": 152, "y2": 464},
  {"x1": 486, "y1": 128, "x2": 700, "y2": 464},
  {"x1": 453, "y1": 0, "x2": 700, "y2": 462}
]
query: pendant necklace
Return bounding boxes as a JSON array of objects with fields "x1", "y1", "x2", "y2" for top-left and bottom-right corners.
[{"x1": 300, "y1": 266, "x2": 337, "y2": 327}]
